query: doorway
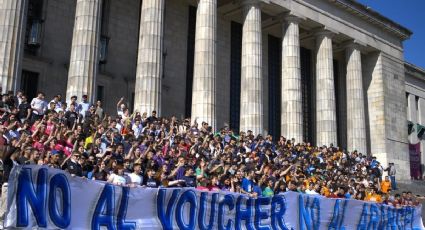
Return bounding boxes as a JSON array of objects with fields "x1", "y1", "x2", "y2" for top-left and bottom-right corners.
[{"x1": 21, "y1": 70, "x2": 39, "y2": 99}]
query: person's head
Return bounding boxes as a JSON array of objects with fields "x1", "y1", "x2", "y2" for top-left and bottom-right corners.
[
  {"x1": 246, "y1": 170, "x2": 255, "y2": 180},
  {"x1": 96, "y1": 100, "x2": 102, "y2": 107},
  {"x1": 120, "y1": 103, "x2": 126, "y2": 110},
  {"x1": 288, "y1": 181, "x2": 297, "y2": 190},
  {"x1": 37, "y1": 92, "x2": 45, "y2": 99},
  {"x1": 116, "y1": 144, "x2": 124, "y2": 154},
  {"x1": 2, "y1": 94, "x2": 8, "y2": 102},
  {"x1": 24, "y1": 146, "x2": 32, "y2": 155},
  {"x1": 116, "y1": 166, "x2": 124, "y2": 175},
  {"x1": 185, "y1": 167, "x2": 194, "y2": 176},
  {"x1": 178, "y1": 157, "x2": 186, "y2": 166},
  {"x1": 52, "y1": 95, "x2": 59, "y2": 102},
  {"x1": 49, "y1": 101, "x2": 56, "y2": 109},
  {"x1": 71, "y1": 95, "x2": 77, "y2": 102},
  {"x1": 385, "y1": 176, "x2": 389, "y2": 182},
  {"x1": 152, "y1": 110, "x2": 157, "y2": 117},
  {"x1": 82, "y1": 95, "x2": 88, "y2": 102},
  {"x1": 21, "y1": 94, "x2": 28, "y2": 103},
  {"x1": 147, "y1": 168, "x2": 156, "y2": 177},
  {"x1": 69, "y1": 103, "x2": 75, "y2": 111},
  {"x1": 223, "y1": 177, "x2": 231, "y2": 186},
  {"x1": 72, "y1": 152, "x2": 81, "y2": 161}
]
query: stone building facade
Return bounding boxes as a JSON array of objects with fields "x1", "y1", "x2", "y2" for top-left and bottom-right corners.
[{"x1": 0, "y1": 0, "x2": 422, "y2": 180}]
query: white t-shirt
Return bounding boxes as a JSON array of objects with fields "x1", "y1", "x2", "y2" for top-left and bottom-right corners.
[
  {"x1": 128, "y1": 173, "x2": 143, "y2": 186},
  {"x1": 80, "y1": 101, "x2": 90, "y2": 117},
  {"x1": 30, "y1": 98, "x2": 47, "y2": 115},
  {"x1": 132, "y1": 124, "x2": 142, "y2": 138},
  {"x1": 109, "y1": 173, "x2": 126, "y2": 186},
  {"x1": 305, "y1": 189, "x2": 319, "y2": 195}
]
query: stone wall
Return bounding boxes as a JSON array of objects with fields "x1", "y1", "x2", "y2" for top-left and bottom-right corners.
[
  {"x1": 22, "y1": 0, "x2": 76, "y2": 100},
  {"x1": 364, "y1": 52, "x2": 409, "y2": 180},
  {"x1": 98, "y1": 0, "x2": 140, "y2": 114}
]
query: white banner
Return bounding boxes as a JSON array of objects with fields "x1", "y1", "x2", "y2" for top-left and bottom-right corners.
[{"x1": 4, "y1": 165, "x2": 425, "y2": 229}]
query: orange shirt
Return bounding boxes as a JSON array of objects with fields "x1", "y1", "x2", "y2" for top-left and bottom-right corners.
[
  {"x1": 321, "y1": 187, "x2": 330, "y2": 197},
  {"x1": 381, "y1": 181, "x2": 391, "y2": 194},
  {"x1": 365, "y1": 193, "x2": 382, "y2": 203}
]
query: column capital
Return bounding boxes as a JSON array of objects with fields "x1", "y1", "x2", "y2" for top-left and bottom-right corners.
[
  {"x1": 241, "y1": 0, "x2": 261, "y2": 8},
  {"x1": 283, "y1": 14, "x2": 304, "y2": 24},
  {"x1": 341, "y1": 39, "x2": 367, "y2": 52},
  {"x1": 313, "y1": 27, "x2": 338, "y2": 38}
]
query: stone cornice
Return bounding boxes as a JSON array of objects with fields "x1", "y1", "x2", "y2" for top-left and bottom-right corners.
[
  {"x1": 329, "y1": 0, "x2": 412, "y2": 40},
  {"x1": 405, "y1": 62, "x2": 425, "y2": 80}
]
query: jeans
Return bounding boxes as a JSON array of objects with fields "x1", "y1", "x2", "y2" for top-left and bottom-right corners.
[{"x1": 390, "y1": 175, "x2": 397, "y2": 190}]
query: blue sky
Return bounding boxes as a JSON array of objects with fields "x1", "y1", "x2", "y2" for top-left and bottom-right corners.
[{"x1": 357, "y1": 0, "x2": 425, "y2": 69}]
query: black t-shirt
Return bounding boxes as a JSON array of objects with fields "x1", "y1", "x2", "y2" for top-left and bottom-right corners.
[
  {"x1": 145, "y1": 177, "x2": 159, "y2": 188},
  {"x1": 18, "y1": 102, "x2": 31, "y2": 119},
  {"x1": 65, "y1": 160, "x2": 82, "y2": 177},
  {"x1": 94, "y1": 170, "x2": 108, "y2": 181},
  {"x1": 45, "y1": 109, "x2": 57, "y2": 116},
  {"x1": 111, "y1": 153, "x2": 124, "y2": 165},
  {"x1": 182, "y1": 175, "x2": 196, "y2": 187},
  {"x1": 2, "y1": 146, "x2": 18, "y2": 184},
  {"x1": 64, "y1": 111, "x2": 78, "y2": 128}
]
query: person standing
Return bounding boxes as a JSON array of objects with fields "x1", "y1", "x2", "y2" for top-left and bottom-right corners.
[
  {"x1": 385, "y1": 163, "x2": 397, "y2": 190},
  {"x1": 95, "y1": 100, "x2": 104, "y2": 120},
  {"x1": 30, "y1": 92, "x2": 47, "y2": 122},
  {"x1": 79, "y1": 95, "x2": 90, "y2": 120},
  {"x1": 17, "y1": 95, "x2": 31, "y2": 123}
]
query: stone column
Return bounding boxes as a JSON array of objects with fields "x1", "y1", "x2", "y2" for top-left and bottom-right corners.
[
  {"x1": 0, "y1": 0, "x2": 26, "y2": 93},
  {"x1": 66, "y1": 0, "x2": 102, "y2": 101},
  {"x1": 191, "y1": 0, "x2": 217, "y2": 128},
  {"x1": 281, "y1": 15, "x2": 303, "y2": 142},
  {"x1": 345, "y1": 43, "x2": 367, "y2": 153},
  {"x1": 315, "y1": 30, "x2": 337, "y2": 146},
  {"x1": 240, "y1": 0, "x2": 263, "y2": 135},
  {"x1": 134, "y1": 0, "x2": 165, "y2": 114}
]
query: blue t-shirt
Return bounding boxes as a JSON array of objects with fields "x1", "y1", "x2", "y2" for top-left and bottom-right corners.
[
  {"x1": 344, "y1": 193, "x2": 352, "y2": 199},
  {"x1": 242, "y1": 178, "x2": 254, "y2": 193},
  {"x1": 253, "y1": 185, "x2": 262, "y2": 195}
]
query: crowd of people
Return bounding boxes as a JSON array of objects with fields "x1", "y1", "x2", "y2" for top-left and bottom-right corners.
[{"x1": 0, "y1": 91, "x2": 422, "y2": 208}]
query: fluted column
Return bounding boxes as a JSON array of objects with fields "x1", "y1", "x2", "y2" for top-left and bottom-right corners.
[
  {"x1": 191, "y1": 0, "x2": 217, "y2": 128},
  {"x1": 346, "y1": 43, "x2": 367, "y2": 153},
  {"x1": 66, "y1": 0, "x2": 102, "y2": 101},
  {"x1": 281, "y1": 15, "x2": 303, "y2": 142},
  {"x1": 315, "y1": 30, "x2": 337, "y2": 146},
  {"x1": 0, "y1": 0, "x2": 26, "y2": 93},
  {"x1": 240, "y1": 1, "x2": 263, "y2": 135},
  {"x1": 134, "y1": 0, "x2": 165, "y2": 114}
]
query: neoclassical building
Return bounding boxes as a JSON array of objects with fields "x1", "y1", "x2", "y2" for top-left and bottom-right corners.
[{"x1": 1, "y1": 0, "x2": 424, "y2": 179}]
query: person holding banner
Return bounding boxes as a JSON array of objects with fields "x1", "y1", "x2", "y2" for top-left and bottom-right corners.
[
  {"x1": 127, "y1": 163, "x2": 143, "y2": 187},
  {"x1": 0, "y1": 91, "x2": 424, "y2": 228}
]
